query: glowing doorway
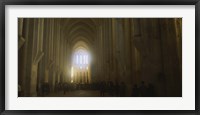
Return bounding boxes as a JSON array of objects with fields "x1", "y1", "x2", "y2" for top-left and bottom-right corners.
[{"x1": 71, "y1": 48, "x2": 91, "y2": 84}]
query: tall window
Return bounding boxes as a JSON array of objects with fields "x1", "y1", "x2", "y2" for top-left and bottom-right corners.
[
  {"x1": 86, "y1": 55, "x2": 88, "y2": 64},
  {"x1": 74, "y1": 50, "x2": 89, "y2": 66},
  {"x1": 84, "y1": 55, "x2": 86, "y2": 64},
  {"x1": 80, "y1": 55, "x2": 82, "y2": 64},
  {"x1": 76, "y1": 55, "x2": 79, "y2": 64}
]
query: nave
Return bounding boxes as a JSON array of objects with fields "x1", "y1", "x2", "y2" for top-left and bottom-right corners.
[{"x1": 18, "y1": 18, "x2": 182, "y2": 97}]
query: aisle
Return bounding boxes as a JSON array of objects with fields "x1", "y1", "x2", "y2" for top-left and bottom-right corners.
[{"x1": 46, "y1": 90, "x2": 110, "y2": 97}]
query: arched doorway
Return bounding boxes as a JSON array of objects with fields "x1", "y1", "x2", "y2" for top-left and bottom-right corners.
[{"x1": 71, "y1": 45, "x2": 91, "y2": 84}]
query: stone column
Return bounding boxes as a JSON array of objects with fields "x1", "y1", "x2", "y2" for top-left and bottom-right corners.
[
  {"x1": 30, "y1": 18, "x2": 44, "y2": 96},
  {"x1": 18, "y1": 18, "x2": 25, "y2": 49},
  {"x1": 159, "y1": 18, "x2": 182, "y2": 96},
  {"x1": 130, "y1": 19, "x2": 140, "y2": 85},
  {"x1": 111, "y1": 19, "x2": 117, "y2": 82},
  {"x1": 22, "y1": 18, "x2": 34, "y2": 96},
  {"x1": 44, "y1": 19, "x2": 54, "y2": 83},
  {"x1": 120, "y1": 19, "x2": 132, "y2": 96},
  {"x1": 18, "y1": 18, "x2": 31, "y2": 96}
]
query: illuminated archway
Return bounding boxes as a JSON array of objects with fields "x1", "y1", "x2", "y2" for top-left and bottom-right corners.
[{"x1": 70, "y1": 42, "x2": 92, "y2": 84}]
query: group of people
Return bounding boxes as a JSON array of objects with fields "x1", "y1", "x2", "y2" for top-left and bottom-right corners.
[
  {"x1": 131, "y1": 81, "x2": 156, "y2": 97},
  {"x1": 18, "y1": 80, "x2": 156, "y2": 97},
  {"x1": 36, "y1": 82, "x2": 50, "y2": 96},
  {"x1": 53, "y1": 81, "x2": 127, "y2": 97},
  {"x1": 92, "y1": 81, "x2": 127, "y2": 97},
  {"x1": 55, "y1": 82, "x2": 92, "y2": 94}
]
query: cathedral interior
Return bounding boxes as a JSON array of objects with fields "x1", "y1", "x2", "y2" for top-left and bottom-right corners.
[{"x1": 18, "y1": 18, "x2": 182, "y2": 97}]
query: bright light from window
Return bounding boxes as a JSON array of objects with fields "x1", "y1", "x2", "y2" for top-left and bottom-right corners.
[
  {"x1": 84, "y1": 55, "x2": 86, "y2": 64},
  {"x1": 73, "y1": 49, "x2": 90, "y2": 68},
  {"x1": 76, "y1": 55, "x2": 78, "y2": 64},
  {"x1": 80, "y1": 55, "x2": 82, "y2": 64},
  {"x1": 86, "y1": 55, "x2": 88, "y2": 64}
]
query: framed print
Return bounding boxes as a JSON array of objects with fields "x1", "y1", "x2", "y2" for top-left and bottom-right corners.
[{"x1": 0, "y1": 0, "x2": 199, "y2": 114}]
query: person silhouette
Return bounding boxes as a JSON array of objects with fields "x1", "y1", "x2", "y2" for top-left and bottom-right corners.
[
  {"x1": 119, "y1": 82, "x2": 126, "y2": 97},
  {"x1": 132, "y1": 84, "x2": 139, "y2": 97},
  {"x1": 147, "y1": 83, "x2": 156, "y2": 97},
  {"x1": 18, "y1": 84, "x2": 22, "y2": 96},
  {"x1": 115, "y1": 82, "x2": 120, "y2": 97},
  {"x1": 139, "y1": 81, "x2": 147, "y2": 97}
]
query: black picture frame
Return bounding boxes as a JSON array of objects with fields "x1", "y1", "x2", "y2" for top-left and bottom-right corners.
[{"x1": 0, "y1": 0, "x2": 199, "y2": 115}]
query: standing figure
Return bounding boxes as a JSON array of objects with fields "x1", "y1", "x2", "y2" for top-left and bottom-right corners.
[
  {"x1": 119, "y1": 82, "x2": 126, "y2": 97},
  {"x1": 139, "y1": 81, "x2": 147, "y2": 97},
  {"x1": 131, "y1": 84, "x2": 139, "y2": 97},
  {"x1": 147, "y1": 83, "x2": 156, "y2": 97},
  {"x1": 18, "y1": 84, "x2": 22, "y2": 97},
  {"x1": 115, "y1": 82, "x2": 120, "y2": 97},
  {"x1": 100, "y1": 81, "x2": 106, "y2": 96}
]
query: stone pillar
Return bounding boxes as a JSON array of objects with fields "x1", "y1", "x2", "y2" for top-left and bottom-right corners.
[
  {"x1": 18, "y1": 18, "x2": 30, "y2": 96},
  {"x1": 30, "y1": 64, "x2": 38, "y2": 96},
  {"x1": 130, "y1": 19, "x2": 137, "y2": 85},
  {"x1": 174, "y1": 19, "x2": 182, "y2": 76},
  {"x1": 111, "y1": 19, "x2": 117, "y2": 82},
  {"x1": 18, "y1": 18, "x2": 25, "y2": 49},
  {"x1": 30, "y1": 18, "x2": 44, "y2": 96},
  {"x1": 22, "y1": 18, "x2": 35, "y2": 96},
  {"x1": 159, "y1": 18, "x2": 182, "y2": 96},
  {"x1": 122, "y1": 19, "x2": 132, "y2": 96}
]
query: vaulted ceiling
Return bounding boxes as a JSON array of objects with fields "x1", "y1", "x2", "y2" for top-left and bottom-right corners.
[{"x1": 61, "y1": 18, "x2": 103, "y2": 58}]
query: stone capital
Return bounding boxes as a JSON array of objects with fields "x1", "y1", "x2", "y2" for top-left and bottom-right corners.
[
  {"x1": 33, "y1": 51, "x2": 44, "y2": 65},
  {"x1": 18, "y1": 35, "x2": 25, "y2": 50},
  {"x1": 47, "y1": 60, "x2": 54, "y2": 70}
]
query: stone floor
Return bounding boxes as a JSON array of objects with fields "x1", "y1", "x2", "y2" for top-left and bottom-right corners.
[{"x1": 46, "y1": 90, "x2": 110, "y2": 97}]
